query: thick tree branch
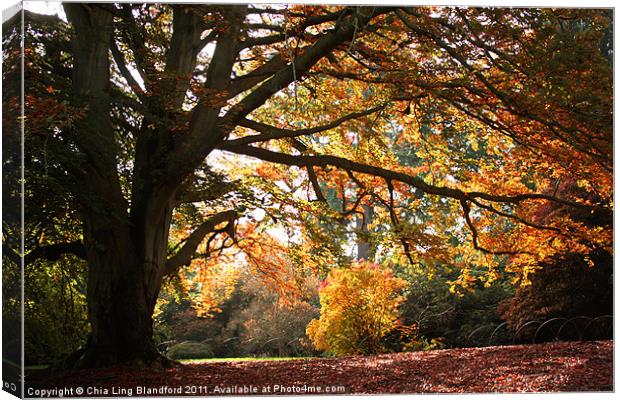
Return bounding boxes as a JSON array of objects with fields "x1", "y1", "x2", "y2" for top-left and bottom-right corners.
[
  {"x1": 223, "y1": 7, "x2": 387, "y2": 124},
  {"x1": 17, "y1": 241, "x2": 86, "y2": 265},
  {"x1": 228, "y1": 54, "x2": 288, "y2": 98},
  {"x1": 160, "y1": 6, "x2": 247, "y2": 186},
  {"x1": 241, "y1": 33, "x2": 287, "y2": 48},
  {"x1": 161, "y1": 7, "x2": 388, "y2": 191},
  {"x1": 110, "y1": 39, "x2": 146, "y2": 102},
  {"x1": 164, "y1": 210, "x2": 239, "y2": 276},
  {"x1": 218, "y1": 144, "x2": 599, "y2": 212},
  {"x1": 307, "y1": 166, "x2": 327, "y2": 202},
  {"x1": 238, "y1": 9, "x2": 353, "y2": 49},
  {"x1": 247, "y1": 23, "x2": 285, "y2": 32},
  {"x1": 128, "y1": 5, "x2": 209, "y2": 230},
  {"x1": 162, "y1": 5, "x2": 205, "y2": 109},
  {"x1": 227, "y1": 105, "x2": 385, "y2": 146},
  {"x1": 64, "y1": 3, "x2": 131, "y2": 218},
  {"x1": 468, "y1": 198, "x2": 564, "y2": 235}
]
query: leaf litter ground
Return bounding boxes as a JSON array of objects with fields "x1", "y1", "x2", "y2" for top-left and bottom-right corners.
[{"x1": 28, "y1": 340, "x2": 612, "y2": 395}]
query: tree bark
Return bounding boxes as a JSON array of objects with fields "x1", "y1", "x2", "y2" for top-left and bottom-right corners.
[
  {"x1": 356, "y1": 204, "x2": 373, "y2": 260},
  {"x1": 79, "y1": 221, "x2": 159, "y2": 367},
  {"x1": 62, "y1": 201, "x2": 174, "y2": 369},
  {"x1": 63, "y1": 4, "x2": 173, "y2": 368}
]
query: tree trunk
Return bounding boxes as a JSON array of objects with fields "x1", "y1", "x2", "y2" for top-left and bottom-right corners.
[
  {"x1": 68, "y1": 205, "x2": 174, "y2": 369},
  {"x1": 356, "y1": 204, "x2": 373, "y2": 260},
  {"x1": 62, "y1": 4, "x2": 180, "y2": 369}
]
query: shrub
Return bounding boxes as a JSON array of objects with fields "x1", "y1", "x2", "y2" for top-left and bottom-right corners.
[
  {"x1": 219, "y1": 271, "x2": 320, "y2": 357},
  {"x1": 156, "y1": 269, "x2": 321, "y2": 358},
  {"x1": 167, "y1": 341, "x2": 214, "y2": 360},
  {"x1": 306, "y1": 261, "x2": 407, "y2": 356},
  {"x1": 500, "y1": 250, "x2": 612, "y2": 341},
  {"x1": 23, "y1": 256, "x2": 89, "y2": 365},
  {"x1": 394, "y1": 263, "x2": 514, "y2": 349},
  {"x1": 236, "y1": 300, "x2": 319, "y2": 357}
]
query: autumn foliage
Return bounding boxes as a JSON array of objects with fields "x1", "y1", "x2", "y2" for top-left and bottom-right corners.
[
  {"x1": 2, "y1": 3, "x2": 612, "y2": 369},
  {"x1": 306, "y1": 262, "x2": 407, "y2": 356}
]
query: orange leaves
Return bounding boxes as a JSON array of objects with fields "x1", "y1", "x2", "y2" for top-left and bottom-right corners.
[
  {"x1": 234, "y1": 222, "x2": 296, "y2": 294},
  {"x1": 178, "y1": 6, "x2": 609, "y2": 304},
  {"x1": 24, "y1": 95, "x2": 87, "y2": 135},
  {"x1": 170, "y1": 213, "x2": 310, "y2": 317},
  {"x1": 254, "y1": 162, "x2": 283, "y2": 181},
  {"x1": 28, "y1": 340, "x2": 613, "y2": 393},
  {"x1": 180, "y1": 258, "x2": 240, "y2": 317}
]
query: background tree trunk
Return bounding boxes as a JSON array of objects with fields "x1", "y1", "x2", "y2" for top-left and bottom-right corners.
[{"x1": 356, "y1": 205, "x2": 373, "y2": 260}]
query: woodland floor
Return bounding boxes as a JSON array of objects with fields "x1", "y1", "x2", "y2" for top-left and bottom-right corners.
[{"x1": 27, "y1": 340, "x2": 612, "y2": 396}]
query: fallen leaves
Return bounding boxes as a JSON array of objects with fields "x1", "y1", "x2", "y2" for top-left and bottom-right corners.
[{"x1": 27, "y1": 340, "x2": 612, "y2": 395}]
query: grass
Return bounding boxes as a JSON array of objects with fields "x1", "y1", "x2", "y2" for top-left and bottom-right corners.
[
  {"x1": 179, "y1": 356, "x2": 316, "y2": 364},
  {"x1": 3, "y1": 358, "x2": 49, "y2": 371},
  {"x1": 17, "y1": 357, "x2": 316, "y2": 368},
  {"x1": 25, "y1": 365, "x2": 49, "y2": 370}
]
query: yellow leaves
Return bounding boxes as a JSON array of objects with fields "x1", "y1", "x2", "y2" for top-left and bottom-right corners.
[
  {"x1": 449, "y1": 269, "x2": 478, "y2": 295},
  {"x1": 470, "y1": 138, "x2": 479, "y2": 152},
  {"x1": 306, "y1": 261, "x2": 406, "y2": 355}
]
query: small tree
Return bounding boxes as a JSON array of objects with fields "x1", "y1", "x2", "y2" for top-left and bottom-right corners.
[{"x1": 307, "y1": 262, "x2": 406, "y2": 355}]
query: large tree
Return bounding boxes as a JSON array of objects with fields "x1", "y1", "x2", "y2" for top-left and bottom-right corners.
[{"x1": 2, "y1": 4, "x2": 612, "y2": 367}]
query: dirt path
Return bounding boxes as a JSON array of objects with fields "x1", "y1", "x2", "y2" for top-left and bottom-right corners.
[{"x1": 27, "y1": 340, "x2": 612, "y2": 396}]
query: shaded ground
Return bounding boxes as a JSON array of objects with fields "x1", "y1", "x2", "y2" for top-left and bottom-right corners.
[{"x1": 27, "y1": 340, "x2": 612, "y2": 396}]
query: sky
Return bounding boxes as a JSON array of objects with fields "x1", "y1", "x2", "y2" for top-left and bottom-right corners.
[{"x1": 23, "y1": 1, "x2": 65, "y2": 19}]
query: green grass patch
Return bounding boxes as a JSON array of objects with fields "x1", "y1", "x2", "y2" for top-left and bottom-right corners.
[
  {"x1": 25, "y1": 365, "x2": 49, "y2": 371},
  {"x1": 3, "y1": 358, "x2": 49, "y2": 371},
  {"x1": 179, "y1": 356, "x2": 315, "y2": 364}
]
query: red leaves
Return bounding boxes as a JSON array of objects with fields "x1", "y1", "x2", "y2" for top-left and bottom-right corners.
[{"x1": 28, "y1": 341, "x2": 612, "y2": 395}]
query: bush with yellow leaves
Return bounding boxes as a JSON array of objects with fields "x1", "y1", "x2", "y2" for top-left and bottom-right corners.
[{"x1": 306, "y1": 261, "x2": 407, "y2": 356}]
